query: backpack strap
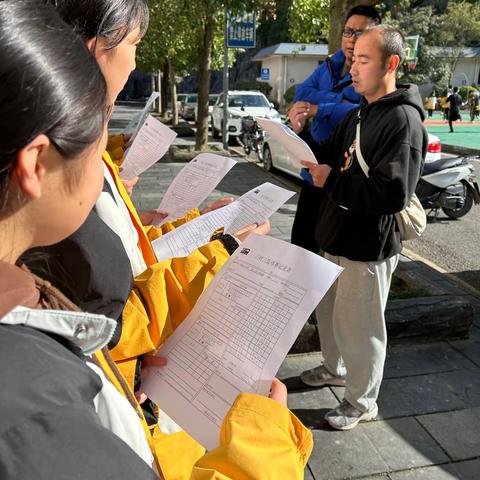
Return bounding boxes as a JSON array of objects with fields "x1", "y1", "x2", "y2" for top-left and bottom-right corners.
[{"x1": 355, "y1": 112, "x2": 370, "y2": 178}]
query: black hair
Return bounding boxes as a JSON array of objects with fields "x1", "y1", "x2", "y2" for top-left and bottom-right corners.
[
  {"x1": 45, "y1": 0, "x2": 149, "y2": 50},
  {"x1": 0, "y1": 1, "x2": 107, "y2": 211},
  {"x1": 346, "y1": 5, "x2": 381, "y2": 25},
  {"x1": 366, "y1": 24, "x2": 405, "y2": 65},
  {"x1": 453, "y1": 86, "x2": 459, "y2": 93}
]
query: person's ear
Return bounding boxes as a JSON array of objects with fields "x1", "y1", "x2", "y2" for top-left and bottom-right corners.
[
  {"x1": 15, "y1": 134, "x2": 50, "y2": 200},
  {"x1": 86, "y1": 37, "x2": 96, "y2": 53},
  {"x1": 387, "y1": 54, "x2": 400, "y2": 73}
]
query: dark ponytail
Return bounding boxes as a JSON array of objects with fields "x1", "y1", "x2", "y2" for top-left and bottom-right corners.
[
  {"x1": 46, "y1": 0, "x2": 149, "y2": 50},
  {"x1": 0, "y1": 1, "x2": 107, "y2": 211}
]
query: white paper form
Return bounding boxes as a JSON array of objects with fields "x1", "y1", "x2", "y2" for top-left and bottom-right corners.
[
  {"x1": 143, "y1": 234, "x2": 343, "y2": 450},
  {"x1": 120, "y1": 114, "x2": 177, "y2": 180},
  {"x1": 123, "y1": 91, "x2": 160, "y2": 140},
  {"x1": 151, "y1": 182, "x2": 295, "y2": 261},
  {"x1": 256, "y1": 117, "x2": 318, "y2": 168},
  {"x1": 155, "y1": 153, "x2": 237, "y2": 225}
]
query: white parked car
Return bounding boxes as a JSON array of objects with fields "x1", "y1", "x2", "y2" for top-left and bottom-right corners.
[
  {"x1": 194, "y1": 94, "x2": 219, "y2": 123},
  {"x1": 180, "y1": 94, "x2": 198, "y2": 120},
  {"x1": 425, "y1": 133, "x2": 441, "y2": 163},
  {"x1": 263, "y1": 127, "x2": 442, "y2": 179},
  {"x1": 176, "y1": 93, "x2": 188, "y2": 113},
  {"x1": 211, "y1": 90, "x2": 280, "y2": 138}
]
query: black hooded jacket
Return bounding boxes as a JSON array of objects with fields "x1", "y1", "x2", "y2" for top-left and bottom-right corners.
[{"x1": 311, "y1": 84, "x2": 427, "y2": 261}]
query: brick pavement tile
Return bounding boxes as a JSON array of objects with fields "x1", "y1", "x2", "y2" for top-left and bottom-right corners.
[
  {"x1": 383, "y1": 342, "x2": 477, "y2": 379},
  {"x1": 375, "y1": 369, "x2": 480, "y2": 419},
  {"x1": 390, "y1": 459, "x2": 480, "y2": 479},
  {"x1": 278, "y1": 352, "x2": 323, "y2": 380},
  {"x1": 308, "y1": 428, "x2": 389, "y2": 480},
  {"x1": 416, "y1": 407, "x2": 480, "y2": 461},
  {"x1": 389, "y1": 466, "x2": 459, "y2": 479},
  {"x1": 288, "y1": 389, "x2": 340, "y2": 430},
  {"x1": 355, "y1": 476, "x2": 391, "y2": 480},
  {"x1": 442, "y1": 458, "x2": 480, "y2": 478},
  {"x1": 305, "y1": 466, "x2": 315, "y2": 480},
  {"x1": 309, "y1": 417, "x2": 450, "y2": 480},
  {"x1": 449, "y1": 328, "x2": 480, "y2": 368},
  {"x1": 363, "y1": 418, "x2": 449, "y2": 470}
]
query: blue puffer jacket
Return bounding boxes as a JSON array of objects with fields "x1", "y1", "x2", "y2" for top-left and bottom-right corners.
[{"x1": 294, "y1": 49, "x2": 361, "y2": 143}]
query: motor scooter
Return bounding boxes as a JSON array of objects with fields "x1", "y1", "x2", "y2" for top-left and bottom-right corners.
[
  {"x1": 238, "y1": 116, "x2": 264, "y2": 161},
  {"x1": 416, "y1": 156, "x2": 480, "y2": 219}
]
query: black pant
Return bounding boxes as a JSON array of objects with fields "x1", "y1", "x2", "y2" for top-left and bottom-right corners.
[{"x1": 291, "y1": 182, "x2": 325, "y2": 253}]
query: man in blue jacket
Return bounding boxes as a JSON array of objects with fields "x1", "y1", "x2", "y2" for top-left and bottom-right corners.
[{"x1": 289, "y1": 5, "x2": 381, "y2": 252}]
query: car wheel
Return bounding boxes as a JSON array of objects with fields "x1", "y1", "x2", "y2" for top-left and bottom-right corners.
[{"x1": 263, "y1": 144, "x2": 274, "y2": 172}]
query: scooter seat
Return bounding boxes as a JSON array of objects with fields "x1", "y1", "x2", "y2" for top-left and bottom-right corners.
[{"x1": 423, "y1": 157, "x2": 466, "y2": 175}]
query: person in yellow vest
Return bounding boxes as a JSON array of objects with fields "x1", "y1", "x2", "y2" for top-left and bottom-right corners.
[
  {"x1": 21, "y1": 1, "x2": 306, "y2": 478},
  {"x1": 424, "y1": 90, "x2": 437, "y2": 118},
  {"x1": 0, "y1": 3, "x2": 312, "y2": 479}
]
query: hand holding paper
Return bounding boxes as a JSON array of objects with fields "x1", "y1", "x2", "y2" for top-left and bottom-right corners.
[
  {"x1": 143, "y1": 234, "x2": 343, "y2": 450},
  {"x1": 151, "y1": 182, "x2": 295, "y2": 261},
  {"x1": 123, "y1": 91, "x2": 160, "y2": 140},
  {"x1": 120, "y1": 115, "x2": 177, "y2": 180},
  {"x1": 155, "y1": 153, "x2": 237, "y2": 225},
  {"x1": 255, "y1": 118, "x2": 318, "y2": 168}
]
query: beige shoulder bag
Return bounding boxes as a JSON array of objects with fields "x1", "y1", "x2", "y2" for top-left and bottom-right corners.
[{"x1": 354, "y1": 117, "x2": 426, "y2": 241}]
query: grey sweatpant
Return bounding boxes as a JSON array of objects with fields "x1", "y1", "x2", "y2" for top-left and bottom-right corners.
[{"x1": 316, "y1": 253, "x2": 399, "y2": 413}]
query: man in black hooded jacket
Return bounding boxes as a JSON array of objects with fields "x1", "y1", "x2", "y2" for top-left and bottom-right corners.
[{"x1": 300, "y1": 25, "x2": 427, "y2": 430}]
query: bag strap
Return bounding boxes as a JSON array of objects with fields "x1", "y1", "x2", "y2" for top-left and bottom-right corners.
[{"x1": 355, "y1": 113, "x2": 370, "y2": 178}]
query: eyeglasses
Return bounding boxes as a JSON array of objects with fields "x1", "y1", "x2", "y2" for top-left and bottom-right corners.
[{"x1": 342, "y1": 28, "x2": 364, "y2": 39}]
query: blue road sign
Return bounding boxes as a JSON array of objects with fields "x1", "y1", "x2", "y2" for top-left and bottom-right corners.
[
  {"x1": 227, "y1": 12, "x2": 256, "y2": 48},
  {"x1": 261, "y1": 68, "x2": 270, "y2": 81}
]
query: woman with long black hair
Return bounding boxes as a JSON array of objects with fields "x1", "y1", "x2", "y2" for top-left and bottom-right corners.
[
  {"x1": 21, "y1": 1, "x2": 313, "y2": 478},
  {"x1": 0, "y1": 2, "x2": 157, "y2": 477}
]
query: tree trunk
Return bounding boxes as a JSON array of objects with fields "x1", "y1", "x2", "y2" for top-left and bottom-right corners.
[
  {"x1": 154, "y1": 70, "x2": 161, "y2": 114},
  {"x1": 195, "y1": 11, "x2": 215, "y2": 151},
  {"x1": 169, "y1": 59, "x2": 179, "y2": 127},
  {"x1": 328, "y1": 0, "x2": 382, "y2": 54},
  {"x1": 161, "y1": 62, "x2": 169, "y2": 119}
]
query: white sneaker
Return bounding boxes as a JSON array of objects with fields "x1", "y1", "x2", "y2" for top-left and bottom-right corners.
[
  {"x1": 300, "y1": 365, "x2": 346, "y2": 387},
  {"x1": 325, "y1": 399, "x2": 378, "y2": 430}
]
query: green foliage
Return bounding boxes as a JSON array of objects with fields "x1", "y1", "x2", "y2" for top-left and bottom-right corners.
[
  {"x1": 436, "y1": 1, "x2": 480, "y2": 47},
  {"x1": 283, "y1": 84, "x2": 297, "y2": 104},
  {"x1": 136, "y1": 0, "x2": 196, "y2": 74},
  {"x1": 235, "y1": 80, "x2": 273, "y2": 94},
  {"x1": 288, "y1": 0, "x2": 329, "y2": 43},
  {"x1": 257, "y1": 0, "x2": 292, "y2": 46},
  {"x1": 383, "y1": 1, "x2": 480, "y2": 89},
  {"x1": 459, "y1": 85, "x2": 479, "y2": 101}
]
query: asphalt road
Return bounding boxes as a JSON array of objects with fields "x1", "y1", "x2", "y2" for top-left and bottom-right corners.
[{"x1": 407, "y1": 156, "x2": 480, "y2": 291}]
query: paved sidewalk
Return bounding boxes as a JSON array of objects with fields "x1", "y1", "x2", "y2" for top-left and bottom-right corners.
[{"x1": 132, "y1": 157, "x2": 480, "y2": 480}]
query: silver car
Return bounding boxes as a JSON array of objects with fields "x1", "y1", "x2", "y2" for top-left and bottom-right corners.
[
  {"x1": 263, "y1": 128, "x2": 442, "y2": 178},
  {"x1": 180, "y1": 94, "x2": 198, "y2": 120}
]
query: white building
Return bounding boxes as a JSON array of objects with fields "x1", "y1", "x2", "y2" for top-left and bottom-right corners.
[
  {"x1": 431, "y1": 47, "x2": 480, "y2": 87},
  {"x1": 252, "y1": 43, "x2": 328, "y2": 108}
]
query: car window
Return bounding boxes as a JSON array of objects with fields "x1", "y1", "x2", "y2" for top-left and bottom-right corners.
[
  {"x1": 187, "y1": 95, "x2": 198, "y2": 103},
  {"x1": 228, "y1": 94, "x2": 269, "y2": 108},
  {"x1": 209, "y1": 96, "x2": 218, "y2": 106}
]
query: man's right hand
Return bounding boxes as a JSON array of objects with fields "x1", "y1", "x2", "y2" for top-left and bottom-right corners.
[{"x1": 288, "y1": 102, "x2": 317, "y2": 133}]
